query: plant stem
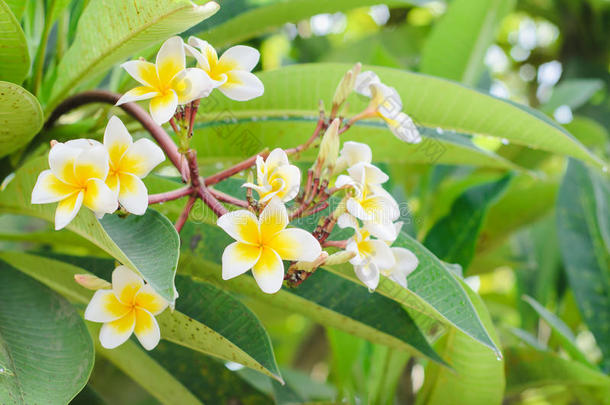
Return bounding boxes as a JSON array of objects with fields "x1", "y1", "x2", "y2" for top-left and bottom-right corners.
[
  {"x1": 148, "y1": 186, "x2": 193, "y2": 204},
  {"x1": 322, "y1": 239, "x2": 347, "y2": 248},
  {"x1": 186, "y1": 149, "x2": 227, "y2": 217},
  {"x1": 204, "y1": 150, "x2": 269, "y2": 186},
  {"x1": 209, "y1": 189, "x2": 249, "y2": 208},
  {"x1": 175, "y1": 195, "x2": 197, "y2": 232}
]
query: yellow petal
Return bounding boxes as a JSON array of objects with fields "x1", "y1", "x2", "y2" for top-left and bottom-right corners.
[
  {"x1": 83, "y1": 178, "x2": 118, "y2": 216},
  {"x1": 48, "y1": 143, "x2": 81, "y2": 186},
  {"x1": 252, "y1": 247, "x2": 284, "y2": 294},
  {"x1": 115, "y1": 86, "x2": 159, "y2": 106},
  {"x1": 99, "y1": 310, "x2": 136, "y2": 349},
  {"x1": 112, "y1": 266, "x2": 144, "y2": 306},
  {"x1": 221, "y1": 241, "x2": 262, "y2": 280},
  {"x1": 106, "y1": 172, "x2": 120, "y2": 197},
  {"x1": 149, "y1": 91, "x2": 178, "y2": 125},
  {"x1": 73, "y1": 145, "x2": 109, "y2": 185},
  {"x1": 103, "y1": 116, "x2": 132, "y2": 168},
  {"x1": 259, "y1": 197, "x2": 288, "y2": 242},
  {"x1": 55, "y1": 190, "x2": 84, "y2": 230},
  {"x1": 156, "y1": 36, "x2": 185, "y2": 85},
  {"x1": 135, "y1": 285, "x2": 168, "y2": 315},
  {"x1": 217, "y1": 210, "x2": 260, "y2": 245},
  {"x1": 84, "y1": 290, "x2": 131, "y2": 323},
  {"x1": 134, "y1": 308, "x2": 161, "y2": 350},
  {"x1": 121, "y1": 60, "x2": 160, "y2": 89},
  {"x1": 118, "y1": 138, "x2": 165, "y2": 178},
  {"x1": 266, "y1": 228, "x2": 321, "y2": 262},
  {"x1": 31, "y1": 170, "x2": 79, "y2": 204},
  {"x1": 117, "y1": 173, "x2": 148, "y2": 215}
]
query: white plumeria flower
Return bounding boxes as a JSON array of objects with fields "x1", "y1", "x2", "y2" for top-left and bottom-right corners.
[
  {"x1": 380, "y1": 247, "x2": 419, "y2": 288},
  {"x1": 31, "y1": 140, "x2": 117, "y2": 230},
  {"x1": 242, "y1": 148, "x2": 301, "y2": 203},
  {"x1": 117, "y1": 36, "x2": 214, "y2": 125},
  {"x1": 339, "y1": 215, "x2": 395, "y2": 290},
  {"x1": 217, "y1": 197, "x2": 321, "y2": 294},
  {"x1": 103, "y1": 116, "x2": 165, "y2": 215},
  {"x1": 84, "y1": 266, "x2": 168, "y2": 351},
  {"x1": 185, "y1": 36, "x2": 264, "y2": 101},
  {"x1": 354, "y1": 71, "x2": 421, "y2": 144}
]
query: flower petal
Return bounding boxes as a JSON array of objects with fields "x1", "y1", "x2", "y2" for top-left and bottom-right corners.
[
  {"x1": 219, "y1": 70, "x2": 264, "y2": 101},
  {"x1": 84, "y1": 290, "x2": 131, "y2": 323},
  {"x1": 347, "y1": 162, "x2": 388, "y2": 186},
  {"x1": 120, "y1": 138, "x2": 166, "y2": 178},
  {"x1": 259, "y1": 197, "x2": 288, "y2": 239},
  {"x1": 156, "y1": 36, "x2": 186, "y2": 85},
  {"x1": 346, "y1": 197, "x2": 373, "y2": 221},
  {"x1": 252, "y1": 247, "x2": 284, "y2": 294},
  {"x1": 116, "y1": 173, "x2": 148, "y2": 215},
  {"x1": 217, "y1": 209, "x2": 260, "y2": 244},
  {"x1": 103, "y1": 116, "x2": 132, "y2": 168},
  {"x1": 184, "y1": 43, "x2": 209, "y2": 72},
  {"x1": 354, "y1": 262, "x2": 380, "y2": 290},
  {"x1": 392, "y1": 247, "x2": 419, "y2": 275},
  {"x1": 48, "y1": 142, "x2": 81, "y2": 185},
  {"x1": 171, "y1": 67, "x2": 214, "y2": 104},
  {"x1": 112, "y1": 265, "x2": 144, "y2": 306},
  {"x1": 369, "y1": 240, "x2": 395, "y2": 269},
  {"x1": 187, "y1": 36, "x2": 217, "y2": 70},
  {"x1": 106, "y1": 172, "x2": 120, "y2": 197},
  {"x1": 120, "y1": 60, "x2": 159, "y2": 88},
  {"x1": 339, "y1": 141, "x2": 372, "y2": 167},
  {"x1": 135, "y1": 284, "x2": 169, "y2": 315},
  {"x1": 83, "y1": 178, "x2": 118, "y2": 216},
  {"x1": 354, "y1": 71, "x2": 381, "y2": 97},
  {"x1": 267, "y1": 228, "x2": 321, "y2": 262},
  {"x1": 365, "y1": 220, "x2": 402, "y2": 242},
  {"x1": 73, "y1": 145, "x2": 110, "y2": 185},
  {"x1": 99, "y1": 310, "x2": 136, "y2": 349},
  {"x1": 55, "y1": 190, "x2": 84, "y2": 230},
  {"x1": 116, "y1": 86, "x2": 159, "y2": 106},
  {"x1": 371, "y1": 82, "x2": 402, "y2": 115},
  {"x1": 337, "y1": 213, "x2": 359, "y2": 230},
  {"x1": 265, "y1": 148, "x2": 289, "y2": 172},
  {"x1": 31, "y1": 170, "x2": 78, "y2": 204},
  {"x1": 149, "y1": 90, "x2": 178, "y2": 125},
  {"x1": 386, "y1": 112, "x2": 422, "y2": 144},
  {"x1": 271, "y1": 164, "x2": 301, "y2": 202},
  {"x1": 222, "y1": 241, "x2": 262, "y2": 280},
  {"x1": 219, "y1": 45, "x2": 260, "y2": 72},
  {"x1": 134, "y1": 308, "x2": 161, "y2": 350}
]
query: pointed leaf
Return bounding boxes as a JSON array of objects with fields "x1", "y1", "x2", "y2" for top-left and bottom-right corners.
[
  {"x1": 0, "y1": 83, "x2": 42, "y2": 158},
  {"x1": 0, "y1": 2, "x2": 29, "y2": 84}
]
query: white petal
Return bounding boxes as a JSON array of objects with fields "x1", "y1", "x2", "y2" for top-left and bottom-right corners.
[
  {"x1": 220, "y1": 45, "x2": 260, "y2": 71},
  {"x1": 63, "y1": 139, "x2": 102, "y2": 150},
  {"x1": 346, "y1": 197, "x2": 373, "y2": 221},
  {"x1": 99, "y1": 311, "x2": 136, "y2": 349},
  {"x1": 120, "y1": 60, "x2": 159, "y2": 88},
  {"x1": 354, "y1": 71, "x2": 381, "y2": 97},
  {"x1": 116, "y1": 86, "x2": 159, "y2": 106},
  {"x1": 121, "y1": 138, "x2": 166, "y2": 178},
  {"x1": 171, "y1": 67, "x2": 214, "y2": 104},
  {"x1": 217, "y1": 210, "x2": 260, "y2": 244},
  {"x1": 83, "y1": 178, "x2": 118, "y2": 216},
  {"x1": 337, "y1": 213, "x2": 358, "y2": 230},
  {"x1": 347, "y1": 162, "x2": 389, "y2": 186},
  {"x1": 267, "y1": 228, "x2": 321, "y2": 262},
  {"x1": 354, "y1": 263, "x2": 380, "y2": 290},
  {"x1": 55, "y1": 190, "x2": 84, "y2": 230},
  {"x1": 252, "y1": 247, "x2": 285, "y2": 294},
  {"x1": 112, "y1": 266, "x2": 144, "y2": 306},
  {"x1": 335, "y1": 174, "x2": 360, "y2": 191},
  {"x1": 271, "y1": 164, "x2": 301, "y2": 202},
  {"x1": 265, "y1": 148, "x2": 289, "y2": 171},
  {"x1": 117, "y1": 173, "x2": 148, "y2": 215},
  {"x1": 149, "y1": 90, "x2": 178, "y2": 125},
  {"x1": 219, "y1": 70, "x2": 264, "y2": 101},
  {"x1": 84, "y1": 290, "x2": 130, "y2": 323},
  {"x1": 339, "y1": 141, "x2": 372, "y2": 166},
  {"x1": 31, "y1": 170, "x2": 78, "y2": 204},
  {"x1": 135, "y1": 284, "x2": 169, "y2": 315},
  {"x1": 222, "y1": 241, "x2": 262, "y2": 280},
  {"x1": 104, "y1": 116, "x2": 132, "y2": 166},
  {"x1": 371, "y1": 82, "x2": 402, "y2": 114},
  {"x1": 156, "y1": 36, "x2": 186, "y2": 84},
  {"x1": 387, "y1": 112, "x2": 421, "y2": 144},
  {"x1": 370, "y1": 240, "x2": 395, "y2": 269},
  {"x1": 134, "y1": 308, "x2": 161, "y2": 351},
  {"x1": 184, "y1": 43, "x2": 209, "y2": 72},
  {"x1": 392, "y1": 247, "x2": 419, "y2": 276},
  {"x1": 187, "y1": 36, "x2": 217, "y2": 70},
  {"x1": 259, "y1": 197, "x2": 288, "y2": 237},
  {"x1": 73, "y1": 145, "x2": 110, "y2": 184},
  {"x1": 365, "y1": 220, "x2": 402, "y2": 242},
  {"x1": 48, "y1": 142, "x2": 82, "y2": 185}
]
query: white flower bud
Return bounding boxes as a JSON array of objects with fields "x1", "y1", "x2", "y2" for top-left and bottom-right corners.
[{"x1": 332, "y1": 63, "x2": 362, "y2": 107}]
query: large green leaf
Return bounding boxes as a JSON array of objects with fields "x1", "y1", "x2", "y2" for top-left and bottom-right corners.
[
  {"x1": 416, "y1": 279, "x2": 504, "y2": 405},
  {"x1": 47, "y1": 0, "x2": 219, "y2": 111},
  {"x1": 0, "y1": 251, "x2": 283, "y2": 382},
  {"x1": 0, "y1": 2, "x2": 29, "y2": 84},
  {"x1": 0, "y1": 261, "x2": 94, "y2": 405},
  {"x1": 542, "y1": 79, "x2": 605, "y2": 114},
  {"x1": 195, "y1": 64, "x2": 605, "y2": 168},
  {"x1": 0, "y1": 158, "x2": 180, "y2": 303},
  {"x1": 88, "y1": 325, "x2": 203, "y2": 405},
  {"x1": 420, "y1": 0, "x2": 515, "y2": 86},
  {"x1": 0, "y1": 83, "x2": 42, "y2": 158},
  {"x1": 557, "y1": 159, "x2": 610, "y2": 370},
  {"x1": 423, "y1": 174, "x2": 512, "y2": 270},
  {"x1": 178, "y1": 222, "x2": 444, "y2": 363},
  {"x1": 195, "y1": 0, "x2": 419, "y2": 49},
  {"x1": 3, "y1": 0, "x2": 25, "y2": 20}
]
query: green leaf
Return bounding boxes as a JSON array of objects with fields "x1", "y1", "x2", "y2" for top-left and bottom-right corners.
[
  {"x1": 0, "y1": 251, "x2": 284, "y2": 382},
  {"x1": 195, "y1": 64, "x2": 606, "y2": 168},
  {"x1": 324, "y1": 230, "x2": 501, "y2": 356},
  {"x1": 47, "y1": 0, "x2": 219, "y2": 111},
  {"x1": 522, "y1": 295, "x2": 594, "y2": 368},
  {"x1": 195, "y1": 0, "x2": 418, "y2": 48},
  {"x1": 87, "y1": 325, "x2": 204, "y2": 405},
  {"x1": 556, "y1": 159, "x2": 610, "y2": 370},
  {"x1": 3, "y1": 0, "x2": 25, "y2": 20},
  {"x1": 192, "y1": 119, "x2": 518, "y2": 169},
  {"x1": 0, "y1": 158, "x2": 180, "y2": 303},
  {"x1": 416, "y1": 279, "x2": 504, "y2": 405},
  {"x1": 420, "y1": 0, "x2": 516, "y2": 86},
  {"x1": 178, "y1": 222, "x2": 444, "y2": 364},
  {"x1": 0, "y1": 2, "x2": 29, "y2": 84},
  {"x1": 542, "y1": 79, "x2": 605, "y2": 114},
  {"x1": 0, "y1": 260, "x2": 94, "y2": 405},
  {"x1": 423, "y1": 174, "x2": 512, "y2": 270},
  {"x1": 0, "y1": 82, "x2": 43, "y2": 158}
]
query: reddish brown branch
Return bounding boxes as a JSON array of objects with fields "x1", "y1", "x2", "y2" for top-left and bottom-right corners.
[
  {"x1": 204, "y1": 151, "x2": 269, "y2": 186},
  {"x1": 148, "y1": 186, "x2": 193, "y2": 204},
  {"x1": 209, "y1": 188, "x2": 249, "y2": 208},
  {"x1": 175, "y1": 195, "x2": 197, "y2": 232}
]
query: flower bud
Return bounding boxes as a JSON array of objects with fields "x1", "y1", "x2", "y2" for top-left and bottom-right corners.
[
  {"x1": 332, "y1": 63, "x2": 362, "y2": 108},
  {"x1": 74, "y1": 274, "x2": 111, "y2": 290},
  {"x1": 324, "y1": 250, "x2": 356, "y2": 266},
  {"x1": 315, "y1": 118, "x2": 341, "y2": 177}
]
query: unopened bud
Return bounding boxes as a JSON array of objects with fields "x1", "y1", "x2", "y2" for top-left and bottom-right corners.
[
  {"x1": 293, "y1": 251, "x2": 329, "y2": 272},
  {"x1": 332, "y1": 63, "x2": 362, "y2": 107},
  {"x1": 50, "y1": 140, "x2": 58, "y2": 148},
  {"x1": 74, "y1": 274, "x2": 111, "y2": 290},
  {"x1": 315, "y1": 118, "x2": 341, "y2": 177},
  {"x1": 324, "y1": 250, "x2": 356, "y2": 266}
]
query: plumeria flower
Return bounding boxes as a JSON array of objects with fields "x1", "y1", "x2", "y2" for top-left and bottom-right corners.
[
  {"x1": 185, "y1": 36, "x2": 264, "y2": 101},
  {"x1": 354, "y1": 71, "x2": 421, "y2": 144},
  {"x1": 242, "y1": 148, "x2": 301, "y2": 203},
  {"x1": 31, "y1": 140, "x2": 117, "y2": 230},
  {"x1": 339, "y1": 214, "x2": 395, "y2": 290},
  {"x1": 380, "y1": 247, "x2": 419, "y2": 288},
  {"x1": 103, "y1": 116, "x2": 165, "y2": 215},
  {"x1": 84, "y1": 266, "x2": 168, "y2": 350},
  {"x1": 336, "y1": 141, "x2": 372, "y2": 172},
  {"x1": 217, "y1": 197, "x2": 321, "y2": 294},
  {"x1": 117, "y1": 36, "x2": 214, "y2": 125}
]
